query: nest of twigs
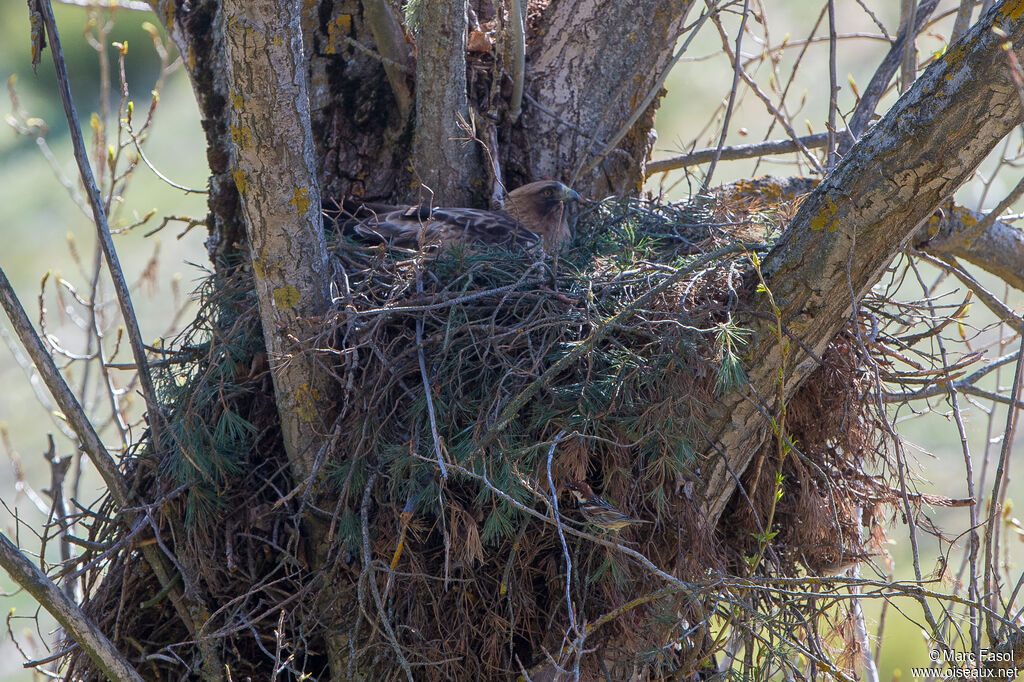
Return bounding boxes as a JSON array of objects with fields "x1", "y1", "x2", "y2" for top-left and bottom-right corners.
[{"x1": 67, "y1": 182, "x2": 902, "y2": 680}]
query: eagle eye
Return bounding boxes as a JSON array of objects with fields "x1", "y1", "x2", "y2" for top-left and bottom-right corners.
[{"x1": 543, "y1": 187, "x2": 554, "y2": 197}]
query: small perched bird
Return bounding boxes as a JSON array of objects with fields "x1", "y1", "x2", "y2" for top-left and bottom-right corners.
[
  {"x1": 565, "y1": 481, "x2": 650, "y2": 532},
  {"x1": 338, "y1": 180, "x2": 580, "y2": 252}
]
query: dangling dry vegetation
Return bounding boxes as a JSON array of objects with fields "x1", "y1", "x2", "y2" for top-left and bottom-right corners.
[{"x1": 66, "y1": 182, "x2": 952, "y2": 680}]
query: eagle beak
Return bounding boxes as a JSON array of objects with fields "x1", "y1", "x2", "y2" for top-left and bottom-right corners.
[{"x1": 562, "y1": 187, "x2": 581, "y2": 202}]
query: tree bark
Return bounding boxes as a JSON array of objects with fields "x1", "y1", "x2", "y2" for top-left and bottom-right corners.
[
  {"x1": 154, "y1": 0, "x2": 1024, "y2": 537},
  {"x1": 153, "y1": 0, "x2": 245, "y2": 263},
  {"x1": 221, "y1": 0, "x2": 333, "y2": 481},
  {"x1": 700, "y1": 1, "x2": 1024, "y2": 524},
  {"x1": 413, "y1": 0, "x2": 481, "y2": 205},
  {"x1": 916, "y1": 205, "x2": 1024, "y2": 292},
  {"x1": 508, "y1": 0, "x2": 696, "y2": 196}
]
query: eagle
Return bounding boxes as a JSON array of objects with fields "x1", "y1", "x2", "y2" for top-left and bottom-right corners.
[{"x1": 336, "y1": 181, "x2": 580, "y2": 252}]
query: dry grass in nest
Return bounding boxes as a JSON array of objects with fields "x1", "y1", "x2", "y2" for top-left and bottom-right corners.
[{"x1": 65, "y1": 184, "x2": 931, "y2": 680}]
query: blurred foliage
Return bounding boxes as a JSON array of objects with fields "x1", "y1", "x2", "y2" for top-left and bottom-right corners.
[{"x1": 1, "y1": 3, "x2": 168, "y2": 159}]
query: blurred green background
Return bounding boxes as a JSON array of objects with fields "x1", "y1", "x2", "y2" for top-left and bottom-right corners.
[{"x1": 0, "y1": 1, "x2": 1021, "y2": 679}]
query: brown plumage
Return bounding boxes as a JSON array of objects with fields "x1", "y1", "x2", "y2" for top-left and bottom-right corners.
[
  {"x1": 565, "y1": 481, "x2": 651, "y2": 532},
  {"x1": 337, "y1": 181, "x2": 580, "y2": 252}
]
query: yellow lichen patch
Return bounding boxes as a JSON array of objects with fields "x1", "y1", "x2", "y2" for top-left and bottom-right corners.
[
  {"x1": 952, "y1": 205, "x2": 977, "y2": 228},
  {"x1": 252, "y1": 252, "x2": 268, "y2": 279},
  {"x1": 230, "y1": 124, "x2": 253, "y2": 149},
  {"x1": 926, "y1": 214, "x2": 941, "y2": 238},
  {"x1": 232, "y1": 168, "x2": 249, "y2": 195},
  {"x1": 294, "y1": 383, "x2": 321, "y2": 422},
  {"x1": 229, "y1": 91, "x2": 244, "y2": 111},
  {"x1": 1000, "y1": 0, "x2": 1024, "y2": 21},
  {"x1": 942, "y1": 42, "x2": 969, "y2": 80},
  {"x1": 162, "y1": 1, "x2": 174, "y2": 26},
  {"x1": 272, "y1": 34, "x2": 284, "y2": 47},
  {"x1": 289, "y1": 187, "x2": 311, "y2": 216},
  {"x1": 808, "y1": 196, "x2": 839, "y2": 232},
  {"x1": 273, "y1": 284, "x2": 301, "y2": 310},
  {"x1": 325, "y1": 15, "x2": 352, "y2": 55}
]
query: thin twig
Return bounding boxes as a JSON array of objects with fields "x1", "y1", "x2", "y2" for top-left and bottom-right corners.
[
  {"x1": 983, "y1": 331, "x2": 1024, "y2": 643},
  {"x1": 913, "y1": 251, "x2": 1024, "y2": 335},
  {"x1": 838, "y1": 0, "x2": 940, "y2": 155},
  {"x1": 544, "y1": 431, "x2": 577, "y2": 648},
  {"x1": 899, "y1": 0, "x2": 919, "y2": 93},
  {"x1": 826, "y1": 0, "x2": 839, "y2": 170},
  {"x1": 359, "y1": 473, "x2": 415, "y2": 682},
  {"x1": 702, "y1": 0, "x2": 749, "y2": 192},
  {"x1": 36, "y1": 0, "x2": 164, "y2": 452},
  {"x1": 0, "y1": 530, "x2": 143, "y2": 681},
  {"x1": 126, "y1": 118, "x2": 207, "y2": 195},
  {"x1": 416, "y1": 274, "x2": 447, "y2": 480},
  {"x1": 709, "y1": 9, "x2": 825, "y2": 174},
  {"x1": 507, "y1": 0, "x2": 525, "y2": 123}
]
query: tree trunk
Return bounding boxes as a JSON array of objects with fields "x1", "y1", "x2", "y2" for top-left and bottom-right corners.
[
  {"x1": 159, "y1": 0, "x2": 696, "y2": 214},
  {"x1": 507, "y1": 0, "x2": 696, "y2": 196},
  {"x1": 47, "y1": 0, "x2": 1024, "y2": 677},
  {"x1": 221, "y1": 0, "x2": 333, "y2": 481},
  {"x1": 413, "y1": 0, "x2": 482, "y2": 205}
]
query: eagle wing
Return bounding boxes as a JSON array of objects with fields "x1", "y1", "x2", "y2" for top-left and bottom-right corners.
[{"x1": 338, "y1": 200, "x2": 540, "y2": 249}]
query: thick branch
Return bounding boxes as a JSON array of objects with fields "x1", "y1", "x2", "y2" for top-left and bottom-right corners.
[
  {"x1": 221, "y1": 0, "x2": 333, "y2": 481},
  {"x1": 700, "y1": 1, "x2": 1024, "y2": 524},
  {"x1": 363, "y1": 0, "x2": 412, "y2": 118},
  {"x1": 0, "y1": 531, "x2": 143, "y2": 682},
  {"x1": 514, "y1": 0, "x2": 696, "y2": 196},
  {"x1": 413, "y1": 0, "x2": 479, "y2": 205},
  {"x1": 916, "y1": 205, "x2": 1024, "y2": 292}
]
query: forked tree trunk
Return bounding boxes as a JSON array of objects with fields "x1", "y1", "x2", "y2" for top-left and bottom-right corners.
[
  {"x1": 156, "y1": 0, "x2": 693, "y2": 217},
  {"x1": 152, "y1": 2, "x2": 695, "y2": 675}
]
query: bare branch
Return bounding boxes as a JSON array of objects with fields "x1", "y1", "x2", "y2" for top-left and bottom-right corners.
[
  {"x1": 898, "y1": 0, "x2": 919, "y2": 93},
  {"x1": 647, "y1": 134, "x2": 835, "y2": 175},
  {"x1": 0, "y1": 530, "x2": 143, "y2": 682},
  {"x1": 35, "y1": 0, "x2": 164, "y2": 451},
  {"x1": 363, "y1": 0, "x2": 412, "y2": 118},
  {"x1": 950, "y1": 0, "x2": 976, "y2": 44},
  {"x1": 700, "y1": 0, "x2": 748, "y2": 191},
  {"x1": 709, "y1": 10, "x2": 824, "y2": 175},
  {"x1": 838, "y1": 0, "x2": 940, "y2": 155},
  {"x1": 916, "y1": 198, "x2": 1024, "y2": 293},
  {"x1": 507, "y1": 0, "x2": 525, "y2": 123}
]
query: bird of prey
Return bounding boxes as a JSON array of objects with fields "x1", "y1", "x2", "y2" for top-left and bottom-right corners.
[
  {"x1": 337, "y1": 181, "x2": 580, "y2": 252},
  {"x1": 565, "y1": 481, "x2": 651, "y2": 532}
]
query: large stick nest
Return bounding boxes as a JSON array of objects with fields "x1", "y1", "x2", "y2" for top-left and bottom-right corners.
[{"x1": 67, "y1": 181, "x2": 909, "y2": 680}]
